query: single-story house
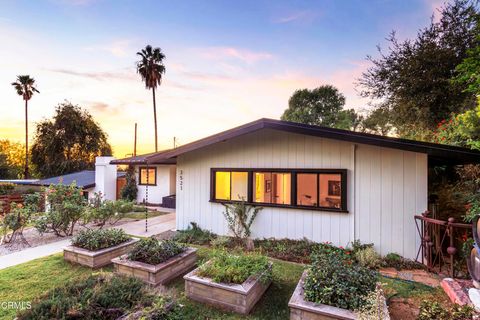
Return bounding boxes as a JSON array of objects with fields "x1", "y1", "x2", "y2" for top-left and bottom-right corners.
[
  {"x1": 31, "y1": 157, "x2": 126, "y2": 200},
  {"x1": 112, "y1": 118, "x2": 480, "y2": 259}
]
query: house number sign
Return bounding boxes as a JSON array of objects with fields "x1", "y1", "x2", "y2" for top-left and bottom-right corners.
[{"x1": 179, "y1": 170, "x2": 184, "y2": 191}]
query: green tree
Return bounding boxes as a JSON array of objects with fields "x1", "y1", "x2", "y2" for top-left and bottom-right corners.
[
  {"x1": 358, "y1": 0, "x2": 479, "y2": 138},
  {"x1": 31, "y1": 101, "x2": 112, "y2": 178},
  {"x1": 454, "y1": 37, "x2": 480, "y2": 94},
  {"x1": 11, "y1": 75, "x2": 39, "y2": 179},
  {"x1": 281, "y1": 85, "x2": 360, "y2": 129},
  {"x1": 136, "y1": 45, "x2": 166, "y2": 152},
  {"x1": 0, "y1": 140, "x2": 28, "y2": 179},
  {"x1": 121, "y1": 166, "x2": 138, "y2": 201},
  {"x1": 360, "y1": 108, "x2": 393, "y2": 135}
]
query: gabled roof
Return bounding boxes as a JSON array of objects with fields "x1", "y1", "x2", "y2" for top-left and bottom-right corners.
[
  {"x1": 110, "y1": 150, "x2": 176, "y2": 165},
  {"x1": 114, "y1": 118, "x2": 480, "y2": 165},
  {"x1": 31, "y1": 170, "x2": 126, "y2": 189}
]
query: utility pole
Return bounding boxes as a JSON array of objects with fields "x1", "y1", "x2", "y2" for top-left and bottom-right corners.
[
  {"x1": 173, "y1": 136, "x2": 178, "y2": 149},
  {"x1": 134, "y1": 123, "x2": 137, "y2": 156}
]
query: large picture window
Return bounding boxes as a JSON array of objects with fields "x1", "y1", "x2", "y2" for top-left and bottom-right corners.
[
  {"x1": 139, "y1": 167, "x2": 156, "y2": 186},
  {"x1": 210, "y1": 168, "x2": 347, "y2": 212}
]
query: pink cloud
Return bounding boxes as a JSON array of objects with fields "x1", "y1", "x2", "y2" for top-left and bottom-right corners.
[{"x1": 198, "y1": 46, "x2": 273, "y2": 64}]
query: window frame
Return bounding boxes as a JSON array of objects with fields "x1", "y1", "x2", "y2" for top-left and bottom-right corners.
[
  {"x1": 138, "y1": 167, "x2": 157, "y2": 186},
  {"x1": 212, "y1": 170, "x2": 250, "y2": 201},
  {"x1": 210, "y1": 168, "x2": 348, "y2": 212}
]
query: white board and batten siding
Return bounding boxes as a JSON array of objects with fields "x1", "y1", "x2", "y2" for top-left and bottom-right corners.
[{"x1": 176, "y1": 129, "x2": 427, "y2": 259}]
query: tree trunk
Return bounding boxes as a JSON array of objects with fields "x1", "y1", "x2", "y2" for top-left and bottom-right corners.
[
  {"x1": 152, "y1": 86, "x2": 158, "y2": 152},
  {"x1": 24, "y1": 99, "x2": 29, "y2": 179}
]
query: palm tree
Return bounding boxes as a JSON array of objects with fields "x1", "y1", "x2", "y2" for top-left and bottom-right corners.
[
  {"x1": 11, "y1": 75, "x2": 39, "y2": 179},
  {"x1": 136, "y1": 45, "x2": 166, "y2": 152}
]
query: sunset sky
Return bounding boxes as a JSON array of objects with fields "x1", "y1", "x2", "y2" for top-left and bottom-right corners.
[{"x1": 0, "y1": 0, "x2": 444, "y2": 158}]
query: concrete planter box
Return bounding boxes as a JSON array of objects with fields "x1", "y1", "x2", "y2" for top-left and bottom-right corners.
[
  {"x1": 184, "y1": 261, "x2": 272, "y2": 315},
  {"x1": 289, "y1": 271, "x2": 390, "y2": 320},
  {"x1": 63, "y1": 238, "x2": 139, "y2": 268},
  {"x1": 112, "y1": 247, "x2": 197, "y2": 286}
]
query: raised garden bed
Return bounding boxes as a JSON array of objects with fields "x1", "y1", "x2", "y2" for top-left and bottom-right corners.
[
  {"x1": 289, "y1": 271, "x2": 389, "y2": 320},
  {"x1": 112, "y1": 247, "x2": 197, "y2": 285},
  {"x1": 184, "y1": 260, "x2": 272, "y2": 315},
  {"x1": 63, "y1": 238, "x2": 139, "y2": 268}
]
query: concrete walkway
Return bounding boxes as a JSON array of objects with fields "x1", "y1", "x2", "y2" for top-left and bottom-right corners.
[{"x1": 0, "y1": 213, "x2": 176, "y2": 270}]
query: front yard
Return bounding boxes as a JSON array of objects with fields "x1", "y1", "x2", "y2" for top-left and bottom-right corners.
[{"x1": 0, "y1": 246, "x2": 450, "y2": 320}]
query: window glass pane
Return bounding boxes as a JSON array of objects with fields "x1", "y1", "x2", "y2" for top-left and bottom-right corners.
[
  {"x1": 297, "y1": 173, "x2": 318, "y2": 206},
  {"x1": 319, "y1": 174, "x2": 342, "y2": 209},
  {"x1": 253, "y1": 172, "x2": 272, "y2": 203},
  {"x1": 231, "y1": 172, "x2": 248, "y2": 201},
  {"x1": 140, "y1": 168, "x2": 156, "y2": 185},
  {"x1": 272, "y1": 173, "x2": 291, "y2": 204},
  {"x1": 253, "y1": 172, "x2": 291, "y2": 204},
  {"x1": 215, "y1": 171, "x2": 231, "y2": 200}
]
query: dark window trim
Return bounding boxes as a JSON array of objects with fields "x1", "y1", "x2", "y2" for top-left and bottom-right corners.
[
  {"x1": 210, "y1": 168, "x2": 348, "y2": 213},
  {"x1": 139, "y1": 166, "x2": 157, "y2": 186}
]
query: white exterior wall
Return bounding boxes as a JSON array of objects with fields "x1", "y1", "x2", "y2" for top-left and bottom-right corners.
[
  {"x1": 93, "y1": 156, "x2": 117, "y2": 200},
  {"x1": 135, "y1": 165, "x2": 176, "y2": 204},
  {"x1": 176, "y1": 129, "x2": 427, "y2": 259}
]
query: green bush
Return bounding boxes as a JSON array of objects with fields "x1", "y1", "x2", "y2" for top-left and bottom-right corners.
[
  {"x1": 173, "y1": 222, "x2": 216, "y2": 245},
  {"x1": 210, "y1": 235, "x2": 232, "y2": 248},
  {"x1": 1, "y1": 193, "x2": 41, "y2": 244},
  {"x1": 303, "y1": 252, "x2": 377, "y2": 310},
  {"x1": 355, "y1": 247, "x2": 381, "y2": 269},
  {"x1": 382, "y1": 252, "x2": 425, "y2": 270},
  {"x1": 121, "y1": 166, "x2": 138, "y2": 202},
  {"x1": 254, "y1": 238, "x2": 316, "y2": 263},
  {"x1": 71, "y1": 228, "x2": 131, "y2": 251},
  {"x1": 0, "y1": 182, "x2": 15, "y2": 195},
  {"x1": 35, "y1": 183, "x2": 86, "y2": 237},
  {"x1": 128, "y1": 238, "x2": 185, "y2": 265},
  {"x1": 197, "y1": 251, "x2": 272, "y2": 284},
  {"x1": 417, "y1": 300, "x2": 474, "y2": 320},
  {"x1": 355, "y1": 284, "x2": 388, "y2": 320},
  {"x1": 84, "y1": 193, "x2": 134, "y2": 227},
  {"x1": 17, "y1": 274, "x2": 148, "y2": 320}
]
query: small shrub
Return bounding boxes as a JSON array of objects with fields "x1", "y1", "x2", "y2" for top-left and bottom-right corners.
[
  {"x1": 382, "y1": 252, "x2": 425, "y2": 270},
  {"x1": 71, "y1": 228, "x2": 131, "y2": 251},
  {"x1": 17, "y1": 274, "x2": 148, "y2": 320},
  {"x1": 173, "y1": 222, "x2": 216, "y2": 245},
  {"x1": 303, "y1": 252, "x2": 377, "y2": 310},
  {"x1": 222, "y1": 200, "x2": 262, "y2": 243},
  {"x1": 1, "y1": 193, "x2": 40, "y2": 244},
  {"x1": 417, "y1": 300, "x2": 474, "y2": 320},
  {"x1": 355, "y1": 247, "x2": 382, "y2": 269},
  {"x1": 355, "y1": 283, "x2": 389, "y2": 320},
  {"x1": 128, "y1": 238, "x2": 185, "y2": 265},
  {"x1": 211, "y1": 235, "x2": 232, "y2": 248},
  {"x1": 254, "y1": 238, "x2": 316, "y2": 263},
  {"x1": 0, "y1": 182, "x2": 15, "y2": 195},
  {"x1": 121, "y1": 166, "x2": 138, "y2": 202},
  {"x1": 84, "y1": 193, "x2": 135, "y2": 227},
  {"x1": 351, "y1": 239, "x2": 374, "y2": 253},
  {"x1": 197, "y1": 251, "x2": 272, "y2": 284},
  {"x1": 35, "y1": 183, "x2": 86, "y2": 237}
]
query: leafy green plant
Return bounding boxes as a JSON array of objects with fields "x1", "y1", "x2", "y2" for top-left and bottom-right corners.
[
  {"x1": 355, "y1": 246, "x2": 382, "y2": 269},
  {"x1": 381, "y1": 252, "x2": 425, "y2": 270},
  {"x1": 173, "y1": 222, "x2": 216, "y2": 245},
  {"x1": 128, "y1": 238, "x2": 185, "y2": 265},
  {"x1": 1, "y1": 193, "x2": 41, "y2": 244},
  {"x1": 17, "y1": 274, "x2": 149, "y2": 320},
  {"x1": 121, "y1": 166, "x2": 138, "y2": 202},
  {"x1": 197, "y1": 251, "x2": 272, "y2": 284},
  {"x1": 35, "y1": 183, "x2": 86, "y2": 237},
  {"x1": 417, "y1": 300, "x2": 474, "y2": 320},
  {"x1": 71, "y1": 228, "x2": 130, "y2": 251},
  {"x1": 84, "y1": 193, "x2": 134, "y2": 227},
  {"x1": 351, "y1": 239, "x2": 374, "y2": 253},
  {"x1": 303, "y1": 251, "x2": 377, "y2": 310},
  {"x1": 355, "y1": 283, "x2": 389, "y2": 320},
  {"x1": 222, "y1": 200, "x2": 262, "y2": 242},
  {"x1": 210, "y1": 235, "x2": 232, "y2": 248},
  {"x1": 254, "y1": 238, "x2": 316, "y2": 263},
  {"x1": 0, "y1": 182, "x2": 15, "y2": 195}
]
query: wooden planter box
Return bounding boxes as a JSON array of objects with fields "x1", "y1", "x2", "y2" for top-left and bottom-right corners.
[
  {"x1": 63, "y1": 238, "x2": 139, "y2": 268},
  {"x1": 184, "y1": 262, "x2": 272, "y2": 315},
  {"x1": 112, "y1": 247, "x2": 197, "y2": 286},
  {"x1": 289, "y1": 271, "x2": 389, "y2": 320}
]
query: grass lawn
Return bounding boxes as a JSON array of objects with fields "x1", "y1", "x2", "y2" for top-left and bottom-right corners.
[{"x1": 0, "y1": 247, "x2": 449, "y2": 320}]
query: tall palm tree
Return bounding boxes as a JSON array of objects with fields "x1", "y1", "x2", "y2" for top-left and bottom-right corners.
[
  {"x1": 136, "y1": 45, "x2": 166, "y2": 152},
  {"x1": 11, "y1": 75, "x2": 39, "y2": 179}
]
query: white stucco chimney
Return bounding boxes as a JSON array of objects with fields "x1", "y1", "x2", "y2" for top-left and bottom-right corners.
[{"x1": 94, "y1": 156, "x2": 117, "y2": 200}]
